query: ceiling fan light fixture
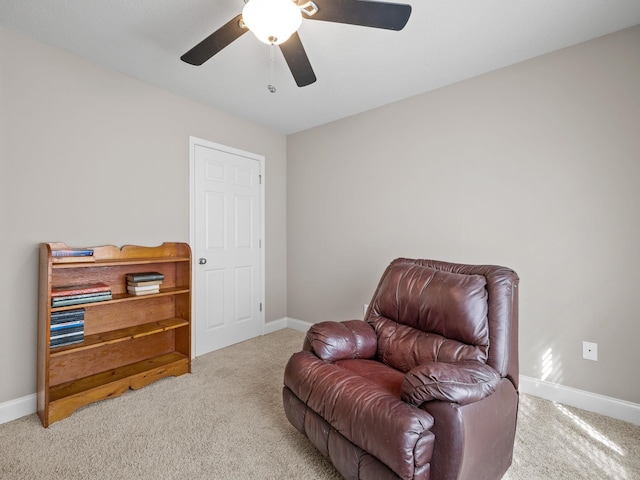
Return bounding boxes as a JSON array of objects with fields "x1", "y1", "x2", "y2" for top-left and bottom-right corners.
[{"x1": 242, "y1": 0, "x2": 302, "y2": 45}]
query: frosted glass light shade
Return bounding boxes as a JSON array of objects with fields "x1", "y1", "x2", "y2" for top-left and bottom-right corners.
[{"x1": 242, "y1": 0, "x2": 302, "y2": 45}]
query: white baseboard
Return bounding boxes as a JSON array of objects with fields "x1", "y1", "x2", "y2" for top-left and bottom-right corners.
[
  {"x1": 519, "y1": 375, "x2": 640, "y2": 425},
  {"x1": 284, "y1": 317, "x2": 314, "y2": 332},
  {"x1": 264, "y1": 317, "x2": 288, "y2": 334},
  {"x1": 0, "y1": 393, "x2": 37, "y2": 425},
  {"x1": 264, "y1": 317, "x2": 313, "y2": 334}
]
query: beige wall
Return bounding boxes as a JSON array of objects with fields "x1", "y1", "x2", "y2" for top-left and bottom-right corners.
[
  {"x1": 0, "y1": 27, "x2": 287, "y2": 404},
  {"x1": 287, "y1": 26, "x2": 640, "y2": 403}
]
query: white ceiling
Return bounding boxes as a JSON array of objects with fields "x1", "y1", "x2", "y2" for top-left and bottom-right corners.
[{"x1": 2, "y1": 1, "x2": 640, "y2": 134}]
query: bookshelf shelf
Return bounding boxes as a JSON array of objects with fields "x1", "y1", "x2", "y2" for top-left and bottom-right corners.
[
  {"x1": 50, "y1": 318, "x2": 190, "y2": 357},
  {"x1": 52, "y1": 256, "x2": 191, "y2": 268},
  {"x1": 47, "y1": 353, "x2": 189, "y2": 422},
  {"x1": 38, "y1": 242, "x2": 192, "y2": 427},
  {"x1": 49, "y1": 287, "x2": 191, "y2": 312}
]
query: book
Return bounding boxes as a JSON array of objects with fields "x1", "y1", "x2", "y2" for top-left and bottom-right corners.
[
  {"x1": 127, "y1": 288, "x2": 159, "y2": 296},
  {"x1": 50, "y1": 325, "x2": 84, "y2": 335},
  {"x1": 50, "y1": 320, "x2": 84, "y2": 331},
  {"x1": 50, "y1": 333, "x2": 84, "y2": 348},
  {"x1": 51, "y1": 255, "x2": 95, "y2": 264},
  {"x1": 50, "y1": 315, "x2": 84, "y2": 324},
  {"x1": 127, "y1": 280, "x2": 163, "y2": 287},
  {"x1": 50, "y1": 327, "x2": 84, "y2": 336},
  {"x1": 127, "y1": 284, "x2": 160, "y2": 292},
  {"x1": 126, "y1": 272, "x2": 164, "y2": 282},
  {"x1": 50, "y1": 339, "x2": 84, "y2": 348},
  {"x1": 51, "y1": 293, "x2": 112, "y2": 307},
  {"x1": 51, "y1": 248, "x2": 94, "y2": 257},
  {"x1": 52, "y1": 291, "x2": 112, "y2": 302},
  {"x1": 51, "y1": 309, "x2": 85, "y2": 324},
  {"x1": 52, "y1": 283, "x2": 111, "y2": 297}
]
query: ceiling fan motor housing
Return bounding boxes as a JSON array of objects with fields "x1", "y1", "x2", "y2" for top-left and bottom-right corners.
[{"x1": 242, "y1": 0, "x2": 303, "y2": 45}]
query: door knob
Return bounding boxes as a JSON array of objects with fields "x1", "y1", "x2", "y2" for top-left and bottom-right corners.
[{"x1": 199, "y1": 258, "x2": 207, "y2": 265}]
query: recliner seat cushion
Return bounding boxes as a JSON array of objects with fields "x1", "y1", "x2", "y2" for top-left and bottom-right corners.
[{"x1": 334, "y1": 358, "x2": 405, "y2": 398}]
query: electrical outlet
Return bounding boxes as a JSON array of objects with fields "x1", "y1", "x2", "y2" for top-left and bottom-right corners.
[{"x1": 583, "y1": 341, "x2": 598, "y2": 361}]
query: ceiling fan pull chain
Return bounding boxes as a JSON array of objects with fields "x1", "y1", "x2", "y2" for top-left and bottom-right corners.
[{"x1": 267, "y1": 43, "x2": 277, "y2": 93}]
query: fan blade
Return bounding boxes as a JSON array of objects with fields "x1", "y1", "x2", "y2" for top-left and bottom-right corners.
[
  {"x1": 181, "y1": 14, "x2": 247, "y2": 65},
  {"x1": 306, "y1": 0, "x2": 411, "y2": 30},
  {"x1": 279, "y1": 32, "x2": 317, "y2": 87}
]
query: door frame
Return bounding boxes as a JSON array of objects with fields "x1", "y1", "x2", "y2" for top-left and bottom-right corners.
[{"x1": 189, "y1": 136, "x2": 266, "y2": 359}]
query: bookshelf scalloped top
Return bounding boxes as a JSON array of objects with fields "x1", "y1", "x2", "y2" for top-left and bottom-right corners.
[{"x1": 46, "y1": 242, "x2": 191, "y2": 263}]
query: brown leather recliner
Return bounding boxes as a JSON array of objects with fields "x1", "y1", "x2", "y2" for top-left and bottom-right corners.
[{"x1": 283, "y1": 258, "x2": 519, "y2": 480}]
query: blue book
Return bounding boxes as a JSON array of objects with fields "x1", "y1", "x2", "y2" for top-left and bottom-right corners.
[
  {"x1": 50, "y1": 325, "x2": 84, "y2": 336},
  {"x1": 51, "y1": 248, "x2": 94, "y2": 257},
  {"x1": 51, "y1": 320, "x2": 85, "y2": 332},
  {"x1": 52, "y1": 293, "x2": 112, "y2": 307},
  {"x1": 50, "y1": 333, "x2": 84, "y2": 347},
  {"x1": 52, "y1": 291, "x2": 112, "y2": 302},
  {"x1": 51, "y1": 309, "x2": 85, "y2": 324}
]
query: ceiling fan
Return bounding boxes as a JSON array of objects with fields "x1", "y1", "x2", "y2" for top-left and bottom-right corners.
[{"x1": 180, "y1": 0, "x2": 412, "y2": 88}]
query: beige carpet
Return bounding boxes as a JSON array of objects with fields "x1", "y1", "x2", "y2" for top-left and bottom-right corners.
[{"x1": 1, "y1": 329, "x2": 638, "y2": 479}]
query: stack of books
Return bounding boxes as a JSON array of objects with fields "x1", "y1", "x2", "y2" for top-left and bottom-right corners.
[
  {"x1": 50, "y1": 308, "x2": 85, "y2": 347},
  {"x1": 126, "y1": 272, "x2": 164, "y2": 296},
  {"x1": 51, "y1": 282, "x2": 112, "y2": 307}
]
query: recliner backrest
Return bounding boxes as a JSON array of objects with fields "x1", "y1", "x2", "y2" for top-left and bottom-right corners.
[{"x1": 366, "y1": 258, "x2": 519, "y2": 388}]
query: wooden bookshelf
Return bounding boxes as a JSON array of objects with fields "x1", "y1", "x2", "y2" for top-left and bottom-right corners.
[{"x1": 37, "y1": 242, "x2": 192, "y2": 427}]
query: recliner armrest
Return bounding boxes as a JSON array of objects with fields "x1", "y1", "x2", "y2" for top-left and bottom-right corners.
[
  {"x1": 401, "y1": 360, "x2": 501, "y2": 406},
  {"x1": 304, "y1": 320, "x2": 377, "y2": 362}
]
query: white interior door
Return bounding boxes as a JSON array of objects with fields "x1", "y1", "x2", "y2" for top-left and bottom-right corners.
[{"x1": 191, "y1": 138, "x2": 264, "y2": 357}]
